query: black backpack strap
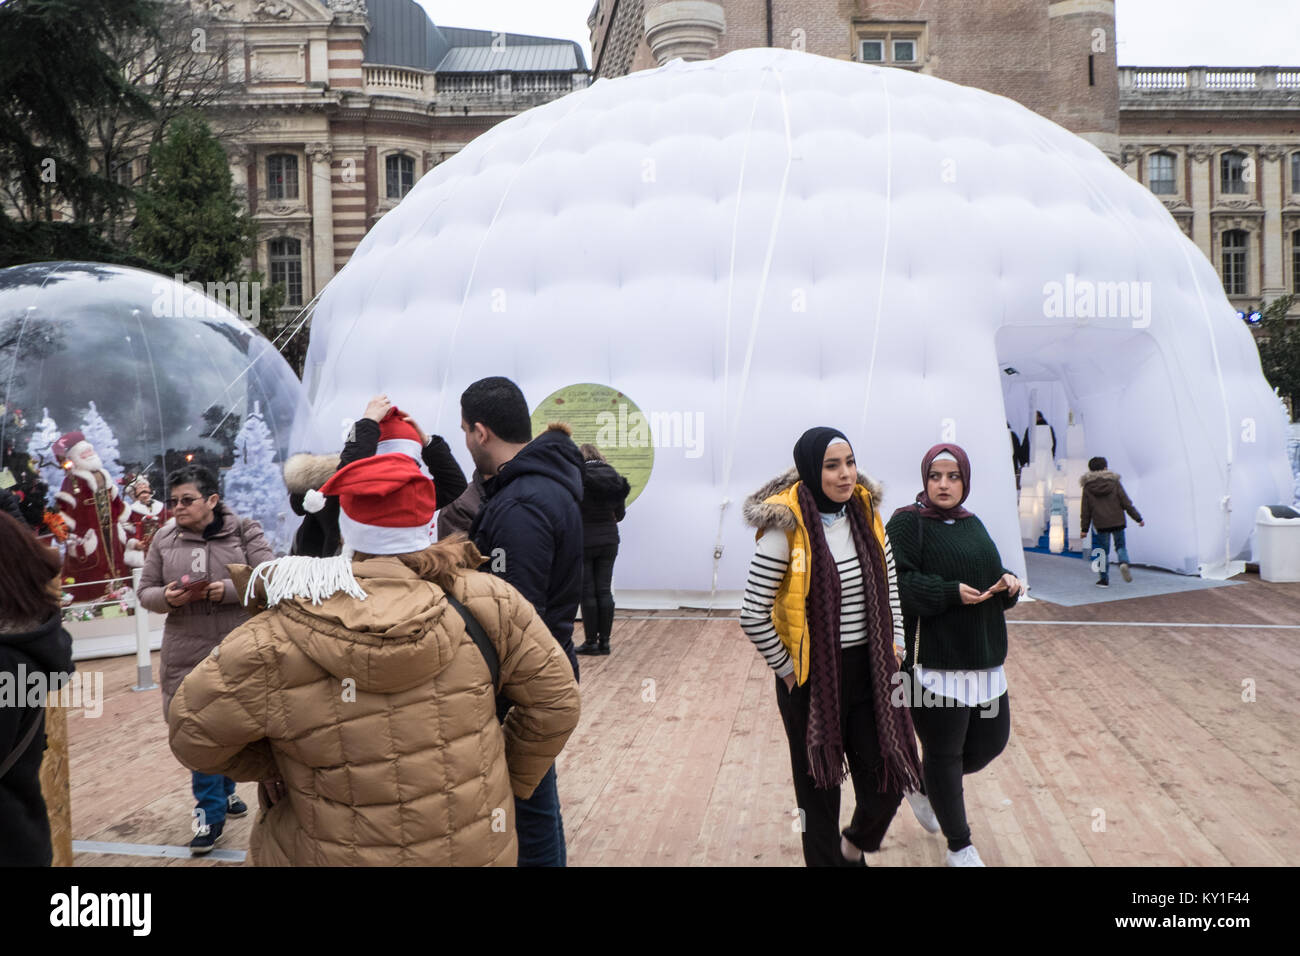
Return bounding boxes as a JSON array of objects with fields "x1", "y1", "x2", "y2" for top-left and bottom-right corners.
[
  {"x1": 0, "y1": 709, "x2": 43, "y2": 781},
  {"x1": 443, "y1": 591, "x2": 500, "y2": 692}
]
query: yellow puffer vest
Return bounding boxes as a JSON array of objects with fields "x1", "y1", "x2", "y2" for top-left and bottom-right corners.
[{"x1": 756, "y1": 481, "x2": 888, "y2": 687}]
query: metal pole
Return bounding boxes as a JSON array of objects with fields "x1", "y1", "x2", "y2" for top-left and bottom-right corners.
[{"x1": 131, "y1": 568, "x2": 157, "y2": 692}]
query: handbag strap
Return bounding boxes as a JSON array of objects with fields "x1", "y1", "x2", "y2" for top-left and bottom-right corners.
[
  {"x1": 443, "y1": 592, "x2": 500, "y2": 693},
  {"x1": 0, "y1": 709, "x2": 43, "y2": 781}
]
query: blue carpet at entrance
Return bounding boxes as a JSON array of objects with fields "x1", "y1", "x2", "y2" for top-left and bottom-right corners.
[{"x1": 1021, "y1": 549, "x2": 1240, "y2": 607}]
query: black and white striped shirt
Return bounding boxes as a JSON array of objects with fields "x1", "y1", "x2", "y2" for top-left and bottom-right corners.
[{"x1": 740, "y1": 510, "x2": 904, "y2": 677}]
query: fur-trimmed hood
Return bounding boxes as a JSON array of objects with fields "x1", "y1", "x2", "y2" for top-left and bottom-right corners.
[
  {"x1": 742, "y1": 467, "x2": 884, "y2": 531},
  {"x1": 284, "y1": 453, "x2": 341, "y2": 495},
  {"x1": 1079, "y1": 469, "x2": 1122, "y2": 491}
]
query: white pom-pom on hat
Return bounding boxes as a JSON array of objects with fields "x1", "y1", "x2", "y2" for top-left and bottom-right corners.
[{"x1": 303, "y1": 488, "x2": 327, "y2": 513}]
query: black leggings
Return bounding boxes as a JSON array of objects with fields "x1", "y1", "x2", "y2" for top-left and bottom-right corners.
[
  {"x1": 908, "y1": 691, "x2": 1010, "y2": 852},
  {"x1": 581, "y1": 544, "x2": 618, "y2": 644},
  {"x1": 774, "y1": 645, "x2": 903, "y2": 867}
]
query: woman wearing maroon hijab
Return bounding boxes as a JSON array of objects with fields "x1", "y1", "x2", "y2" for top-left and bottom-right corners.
[{"x1": 885, "y1": 444, "x2": 1022, "y2": 867}]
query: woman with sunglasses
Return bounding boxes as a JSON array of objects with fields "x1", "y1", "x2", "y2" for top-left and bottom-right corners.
[{"x1": 138, "y1": 463, "x2": 273, "y2": 854}]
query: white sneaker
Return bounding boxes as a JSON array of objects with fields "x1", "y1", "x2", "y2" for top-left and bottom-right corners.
[
  {"x1": 946, "y1": 845, "x2": 986, "y2": 867},
  {"x1": 906, "y1": 791, "x2": 941, "y2": 833}
]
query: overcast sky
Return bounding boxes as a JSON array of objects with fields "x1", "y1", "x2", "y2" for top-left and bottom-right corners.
[{"x1": 416, "y1": 0, "x2": 1300, "y2": 69}]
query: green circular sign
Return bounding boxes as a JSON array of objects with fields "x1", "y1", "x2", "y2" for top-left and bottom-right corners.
[{"x1": 531, "y1": 383, "x2": 653, "y2": 505}]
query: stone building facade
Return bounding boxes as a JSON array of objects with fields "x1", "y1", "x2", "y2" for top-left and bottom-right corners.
[
  {"x1": 149, "y1": 0, "x2": 588, "y2": 319},
  {"x1": 589, "y1": 0, "x2": 1300, "y2": 317}
]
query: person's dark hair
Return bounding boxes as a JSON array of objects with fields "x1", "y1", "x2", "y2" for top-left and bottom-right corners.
[
  {"x1": 579, "y1": 443, "x2": 606, "y2": 463},
  {"x1": 460, "y1": 376, "x2": 532, "y2": 444},
  {"x1": 167, "y1": 464, "x2": 219, "y2": 499},
  {"x1": 1088, "y1": 456, "x2": 1107, "y2": 472},
  {"x1": 0, "y1": 511, "x2": 62, "y2": 623}
]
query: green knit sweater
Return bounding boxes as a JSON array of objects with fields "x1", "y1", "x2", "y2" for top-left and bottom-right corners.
[{"x1": 884, "y1": 509, "x2": 1017, "y2": 671}]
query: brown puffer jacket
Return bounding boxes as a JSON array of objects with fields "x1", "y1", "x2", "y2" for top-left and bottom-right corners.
[
  {"x1": 137, "y1": 507, "x2": 274, "y2": 717},
  {"x1": 166, "y1": 555, "x2": 581, "y2": 866},
  {"x1": 1079, "y1": 470, "x2": 1143, "y2": 533}
]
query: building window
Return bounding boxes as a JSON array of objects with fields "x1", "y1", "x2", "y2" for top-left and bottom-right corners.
[
  {"x1": 1149, "y1": 151, "x2": 1176, "y2": 195},
  {"x1": 267, "y1": 154, "x2": 299, "y2": 201},
  {"x1": 1293, "y1": 230, "x2": 1300, "y2": 295},
  {"x1": 386, "y1": 153, "x2": 415, "y2": 200},
  {"x1": 111, "y1": 159, "x2": 133, "y2": 187},
  {"x1": 1220, "y1": 151, "x2": 1248, "y2": 195},
  {"x1": 855, "y1": 24, "x2": 926, "y2": 68},
  {"x1": 269, "y1": 237, "x2": 303, "y2": 307},
  {"x1": 1221, "y1": 229, "x2": 1248, "y2": 296},
  {"x1": 1292, "y1": 152, "x2": 1300, "y2": 194}
]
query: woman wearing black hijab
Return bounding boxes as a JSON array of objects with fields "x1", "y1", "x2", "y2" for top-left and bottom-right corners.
[
  {"x1": 741, "y1": 427, "x2": 932, "y2": 865},
  {"x1": 885, "y1": 444, "x2": 1022, "y2": 867}
]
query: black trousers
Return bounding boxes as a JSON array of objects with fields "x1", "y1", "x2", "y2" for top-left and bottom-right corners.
[
  {"x1": 907, "y1": 691, "x2": 1010, "y2": 852},
  {"x1": 774, "y1": 644, "x2": 903, "y2": 867},
  {"x1": 581, "y1": 544, "x2": 618, "y2": 644}
]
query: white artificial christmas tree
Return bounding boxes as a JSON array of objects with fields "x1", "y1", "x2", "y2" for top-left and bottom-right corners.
[
  {"x1": 223, "y1": 401, "x2": 291, "y2": 553},
  {"x1": 28, "y1": 408, "x2": 66, "y2": 508},
  {"x1": 79, "y1": 401, "x2": 124, "y2": 483}
]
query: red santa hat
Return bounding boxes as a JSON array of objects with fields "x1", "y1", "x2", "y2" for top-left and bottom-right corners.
[
  {"x1": 375, "y1": 407, "x2": 425, "y2": 462},
  {"x1": 318, "y1": 452, "x2": 437, "y2": 555},
  {"x1": 52, "y1": 430, "x2": 88, "y2": 463}
]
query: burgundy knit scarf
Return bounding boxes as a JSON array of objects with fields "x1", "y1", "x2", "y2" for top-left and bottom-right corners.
[{"x1": 797, "y1": 483, "x2": 924, "y2": 793}]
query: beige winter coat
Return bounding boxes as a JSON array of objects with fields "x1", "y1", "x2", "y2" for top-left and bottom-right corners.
[
  {"x1": 137, "y1": 508, "x2": 273, "y2": 717},
  {"x1": 166, "y1": 555, "x2": 581, "y2": 866}
]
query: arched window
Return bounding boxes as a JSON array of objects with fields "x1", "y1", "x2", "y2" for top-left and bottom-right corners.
[
  {"x1": 1221, "y1": 229, "x2": 1248, "y2": 296},
  {"x1": 269, "y1": 237, "x2": 303, "y2": 306},
  {"x1": 1148, "y1": 151, "x2": 1176, "y2": 195},
  {"x1": 267, "y1": 153, "x2": 299, "y2": 200},
  {"x1": 386, "y1": 153, "x2": 415, "y2": 200},
  {"x1": 1220, "y1": 151, "x2": 1248, "y2": 195},
  {"x1": 1292, "y1": 230, "x2": 1300, "y2": 295}
]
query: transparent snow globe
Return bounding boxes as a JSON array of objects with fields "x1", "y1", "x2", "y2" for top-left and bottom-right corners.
[{"x1": 0, "y1": 261, "x2": 309, "y2": 556}]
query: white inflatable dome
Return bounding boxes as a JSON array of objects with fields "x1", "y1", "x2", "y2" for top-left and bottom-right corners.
[{"x1": 298, "y1": 48, "x2": 1292, "y2": 600}]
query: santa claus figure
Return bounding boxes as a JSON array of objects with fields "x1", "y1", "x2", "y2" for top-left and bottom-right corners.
[
  {"x1": 122, "y1": 475, "x2": 168, "y2": 568},
  {"x1": 52, "y1": 430, "x2": 128, "y2": 601}
]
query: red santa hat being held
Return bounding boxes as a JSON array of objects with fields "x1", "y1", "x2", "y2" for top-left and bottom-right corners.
[
  {"x1": 301, "y1": 408, "x2": 426, "y2": 514},
  {"x1": 248, "y1": 454, "x2": 437, "y2": 607}
]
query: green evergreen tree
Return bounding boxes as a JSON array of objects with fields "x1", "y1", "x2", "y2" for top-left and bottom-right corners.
[
  {"x1": 132, "y1": 112, "x2": 255, "y2": 282},
  {"x1": 1255, "y1": 295, "x2": 1299, "y2": 419}
]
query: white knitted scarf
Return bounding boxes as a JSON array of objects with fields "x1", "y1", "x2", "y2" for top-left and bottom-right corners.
[{"x1": 244, "y1": 548, "x2": 369, "y2": 607}]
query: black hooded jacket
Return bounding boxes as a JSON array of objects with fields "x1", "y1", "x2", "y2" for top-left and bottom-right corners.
[
  {"x1": 471, "y1": 425, "x2": 584, "y2": 680},
  {"x1": 581, "y1": 460, "x2": 630, "y2": 551},
  {"x1": 1, "y1": 611, "x2": 74, "y2": 866}
]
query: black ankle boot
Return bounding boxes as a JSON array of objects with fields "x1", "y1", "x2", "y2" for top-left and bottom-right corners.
[
  {"x1": 598, "y1": 637, "x2": 610, "y2": 655},
  {"x1": 576, "y1": 639, "x2": 602, "y2": 655}
]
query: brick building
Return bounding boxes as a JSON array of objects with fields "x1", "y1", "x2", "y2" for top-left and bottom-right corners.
[
  {"x1": 589, "y1": 0, "x2": 1300, "y2": 317},
  {"x1": 169, "y1": 0, "x2": 588, "y2": 321}
]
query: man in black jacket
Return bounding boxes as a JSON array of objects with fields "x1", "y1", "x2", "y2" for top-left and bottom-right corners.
[
  {"x1": 463, "y1": 376, "x2": 583, "y2": 868},
  {"x1": 285, "y1": 394, "x2": 468, "y2": 556}
]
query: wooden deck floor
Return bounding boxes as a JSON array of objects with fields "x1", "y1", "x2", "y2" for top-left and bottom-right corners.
[{"x1": 65, "y1": 574, "x2": 1300, "y2": 866}]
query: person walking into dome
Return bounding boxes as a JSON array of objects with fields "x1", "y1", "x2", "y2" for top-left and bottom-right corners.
[
  {"x1": 885, "y1": 444, "x2": 1021, "y2": 867},
  {"x1": 1080, "y1": 455, "x2": 1144, "y2": 588},
  {"x1": 741, "y1": 427, "x2": 934, "y2": 867},
  {"x1": 285, "y1": 394, "x2": 467, "y2": 557},
  {"x1": 575, "y1": 444, "x2": 630, "y2": 657}
]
